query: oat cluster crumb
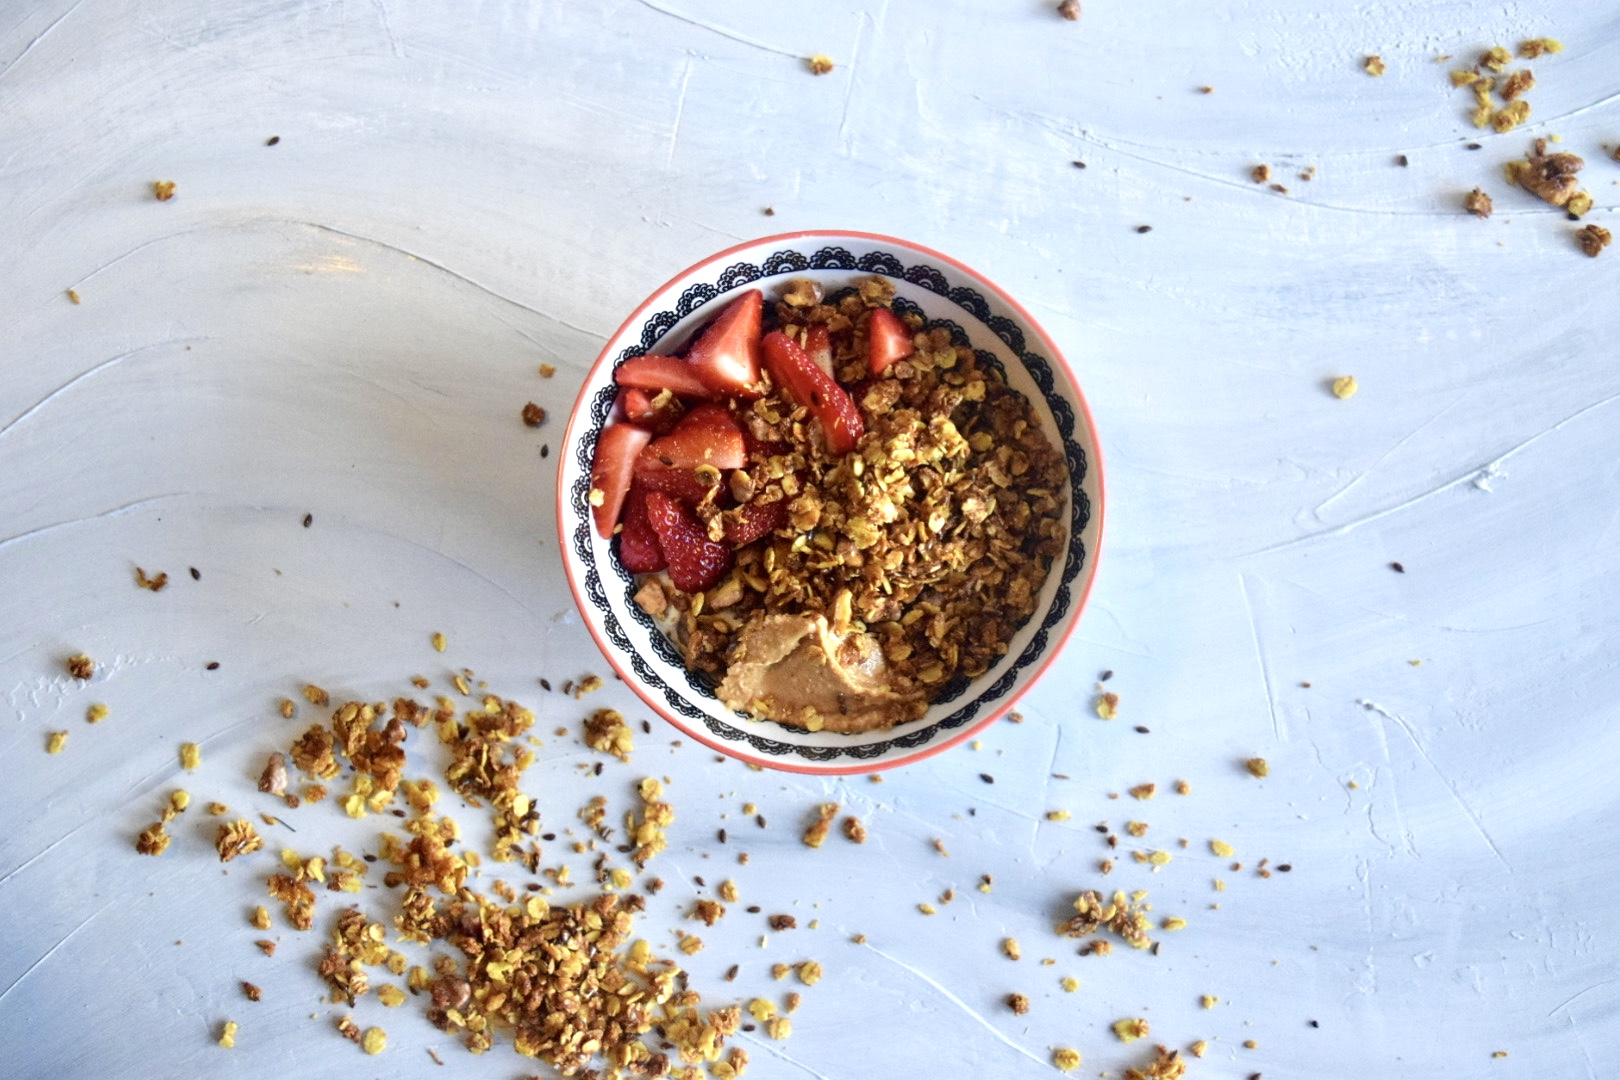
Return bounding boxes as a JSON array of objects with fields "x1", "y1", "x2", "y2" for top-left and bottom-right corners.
[
  {"x1": 1464, "y1": 187, "x2": 1493, "y2": 219},
  {"x1": 1114, "y1": 1017, "x2": 1151, "y2": 1042},
  {"x1": 215, "y1": 819, "x2": 264, "y2": 863},
  {"x1": 1364, "y1": 55, "x2": 1385, "y2": 77},
  {"x1": 802, "y1": 803, "x2": 838, "y2": 848},
  {"x1": 1096, "y1": 692, "x2": 1120, "y2": 720},
  {"x1": 584, "y1": 707, "x2": 635, "y2": 761},
  {"x1": 66, "y1": 653, "x2": 95, "y2": 680},
  {"x1": 135, "y1": 566, "x2": 169, "y2": 591},
  {"x1": 1059, "y1": 889, "x2": 1154, "y2": 952},
  {"x1": 1244, "y1": 756, "x2": 1270, "y2": 778},
  {"x1": 1125, "y1": 1046, "x2": 1189, "y2": 1080},
  {"x1": 1052, "y1": 1046, "x2": 1082, "y2": 1071},
  {"x1": 1057, "y1": 0, "x2": 1080, "y2": 20},
  {"x1": 807, "y1": 54, "x2": 834, "y2": 75},
  {"x1": 1577, "y1": 224, "x2": 1612, "y2": 258},
  {"x1": 153, "y1": 180, "x2": 176, "y2": 201}
]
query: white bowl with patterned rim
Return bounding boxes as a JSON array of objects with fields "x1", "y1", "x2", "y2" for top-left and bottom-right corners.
[{"x1": 557, "y1": 231, "x2": 1103, "y2": 774}]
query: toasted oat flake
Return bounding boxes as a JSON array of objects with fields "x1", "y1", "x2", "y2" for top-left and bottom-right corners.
[
  {"x1": 86, "y1": 703, "x2": 109, "y2": 723},
  {"x1": 180, "y1": 742, "x2": 202, "y2": 770},
  {"x1": 1519, "y1": 38, "x2": 1562, "y2": 58},
  {"x1": 1464, "y1": 188, "x2": 1493, "y2": 219},
  {"x1": 1481, "y1": 46, "x2": 1512, "y2": 72},
  {"x1": 1162, "y1": 916, "x2": 1188, "y2": 931},
  {"x1": 1047, "y1": 810, "x2": 1072, "y2": 821},
  {"x1": 303, "y1": 684, "x2": 330, "y2": 707},
  {"x1": 1053, "y1": 1047, "x2": 1082, "y2": 1072},
  {"x1": 251, "y1": 905, "x2": 271, "y2": 930},
  {"x1": 154, "y1": 180, "x2": 177, "y2": 201},
  {"x1": 1007, "y1": 992, "x2": 1031, "y2": 1015},
  {"x1": 66, "y1": 288, "x2": 81, "y2": 304},
  {"x1": 798, "y1": 960, "x2": 823, "y2": 985},
  {"x1": 1332, "y1": 376, "x2": 1358, "y2": 400},
  {"x1": 1500, "y1": 69, "x2": 1535, "y2": 100},
  {"x1": 1002, "y1": 937, "x2": 1022, "y2": 960},
  {"x1": 1364, "y1": 55, "x2": 1386, "y2": 77},
  {"x1": 362, "y1": 1027, "x2": 387, "y2": 1055},
  {"x1": 1128, "y1": 783, "x2": 1156, "y2": 801},
  {"x1": 807, "y1": 54, "x2": 834, "y2": 75},
  {"x1": 46, "y1": 730, "x2": 68, "y2": 754},
  {"x1": 1114, "y1": 1017, "x2": 1150, "y2": 1042},
  {"x1": 803, "y1": 803, "x2": 838, "y2": 848},
  {"x1": 218, "y1": 1020, "x2": 237, "y2": 1048},
  {"x1": 1245, "y1": 757, "x2": 1270, "y2": 778},
  {"x1": 1210, "y1": 839, "x2": 1235, "y2": 857}
]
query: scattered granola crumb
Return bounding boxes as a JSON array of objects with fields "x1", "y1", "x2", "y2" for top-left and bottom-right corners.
[
  {"x1": 1577, "y1": 224, "x2": 1612, "y2": 257},
  {"x1": 807, "y1": 54, "x2": 834, "y2": 75},
  {"x1": 1244, "y1": 1039, "x2": 1259, "y2": 1049},
  {"x1": 1251, "y1": 164, "x2": 1271, "y2": 184},
  {"x1": 1189, "y1": 1040, "x2": 1209, "y2": 1057},
  {"x1": 1174, "y1": 780, "x2": 1190, "y2": 795},
  {"x1": 932, "y1": 838, "x2": 950, "y2": 857},
  {"x1": 216, "y1": 819, "x2": 264, "y2": 863},
  {"x1": 218, "y1": 1020, "x2": 237, "y2": 1048},
  {"x1": 66, "y1": 288, "x2": 81, "y2": 304},
  {"x1": 1332, "y1": 376, "x2": 1358, "y2": 399},
  {"x1": 362, "y1": 1027, "x2": 387, "y2": 1055},
  {"x1": 135, "y1": 566, "x2": 169, "y2": 591},
  {"x1": 1002, "y1": 938, "x2": 1022, "y2": 961},
  {"x1": 1126, "y1": 1047, "x2": 1189, "y2": 1080},
  {"x1": 1061, "y1": 976, "x2": 1080, "y2": 992},
  {"x1": 1114, "y1": 1017, "x2": 1151, "y2": 1042},
  {"x1": 66, "y1": 653, "x2": 95, "y2": 680},
  {"x1": 46, "y1": 730, "x2": 68, "y2": 754},
  {"x1": 251, "y1": 906, "x2": 271, "y2": 930},
  {"x1": 180, "y1": 742, "x2": 202, "y2": 770},
  {"x1": 303, "y1": 684, "x2": 330, "y2": 707},
  {"x1": 1057, "y1": 0, "x2": 1080, "y2": 20},
  {"x1": 255, "y1": 939, "x2": 276, "y2": 956},
  {"x1": 1500, "y1": 69, "x2": 1535, "y2": 101},
  {"x1": 154, "y1": 180, "x2": 177, "y2": 201},
  {"x1": 583, "y1": 708, "x2": 634, "y2": 761},
  {"x1": 1210, "y1": 839, "x2": 1235, "y2": 857},
  {"x1": 1007, "y1": 993, "x2": 1031, "y2": 1015},
  {"x1": 538, "y1": 363, "x2": 557, "y2": 378},
  {"x1": 842, "y1": 816, "x2": 867, "y2": 843},
  {"x1": 1096, "y1": 692, "x2": 1120, "y2": 720},
  {"x1": 1464, "y1": 187, "x2": 1493, "y2": 219},
  {"x1": 1481, "y1": 46, "x2": 1512, "y2": 72},
  {"x1": 803, "y1": 803, "x2": 837, "y2": 848},
  {"x1": 521, "y1": 402, "x2": 547, "y2": 428},
  {"x1": 242, "y1": 981, "x2": 262, "y2": 1002},
  {"x1": 1052, "y1": 1047, "x2": 1082, "y2": 1071},
  {"x1": 1506, "y1": 139, "x2": 1584, "y2": 206},
  {"x1": 1128, "y1": 783, "x2": 1156, "y2": 801},
  {"x1": 798, "y1": 961, "x2": 823, "y2": 985},
  {"x1": 1047, "y1": 810, "x2": 1072, "y2": 821},
  {"x1": 1244, "y1": 757, "x2": 1270, "y2": 778},
  {"x1": 1519, "y1": 38, "x2": 1562, "y2": 59},
  {"x1": 1364, "y1": 55, "x2": 1386, "y2": 77}
]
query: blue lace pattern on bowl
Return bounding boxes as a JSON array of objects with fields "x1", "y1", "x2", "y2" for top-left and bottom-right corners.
[{"x1": 571, "y1": 246, "x2": 1093, "y2": 761}]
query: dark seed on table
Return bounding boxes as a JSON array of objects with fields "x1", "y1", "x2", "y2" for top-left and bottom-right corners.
[
  {"x1": 540, "y1": 444, "x2": 550, "y2": 458},
  {"x1": 746, "y1": 905, "x2": 761, "y2": 914},
  {"x1": 755, "y1": 815, "x2": 766, "y2": 828},
  {"x1": 189, "y1": 567, "x2": 200, "y2": 580},
  {"x1": 540, "y1": 678, "x2": 551, "y2": 691},
  {"x1": 593, "y1": 761, "x2": 603, "y2": 776},
  {"x1": 206, "y1": 661, "x2": 220, "y2": 670},
  {"x1": 1466, "y1": 142, "x2": 1482, "y2": 150},
  {"x1": 1391, "y1": 562, "x2": 1405, "y2": 573},
  {"x1": 1134, "y1": 726, "x2": 1149, "y2": 734},
  {"x1": 718, "y1": 829, "x2": 727, "y2": 844},
  {"x1": 1072, "y1": 160, "x2": 1087, "y2": 169},
  {"x1": 1394, "y1": 154, "x2": 1408, "y2": 167},
  {"x1": 1136, "y1": 225, "x2": 1153, "y2": 233},
  {"x1": 1278, "y1": 863, "x2": 1292, "y2": 872},
  {"x1": 1100, "y1": 669, "x2": 1113, "y2": 681},
  {"x1": 302, "y1": 513, "x2": 312, "y2": 527},
  {"x1": 1308, "y1": 1019, "x2": 1320, "y2": 1028},
  {"x1": 979, "y1": 773, "x2": 994, "y2": 784},
  {"x1": 266, "y1": 136, "x2": 280, "y2": 146},
  {"x1": 641, "y1": 720, "x2": 651, "y2": 734}
]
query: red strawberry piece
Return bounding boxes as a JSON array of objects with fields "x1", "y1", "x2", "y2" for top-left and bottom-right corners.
[
  {"x1": 613, "y1": 354, "x2": 715, "y2": 399},
  {"x1": 590, "y1": 422, "x2": 653, "y2": 538},
  {"x1": 866, "y1": 306, "x2": 915, "y2": 375},
  {"x1": 644, "y1": 490, "x2": 732, "y2": 593},
  {"x1": 724, "y1": 498, "x2": 788, "y2": 546},
  {"x1": 804, "y1": 324, "x2": 834, "y2": 377},
  {"x1": 616, "y1": 387, "x2": 683, "y2": 433},
  {"x1": 686, "y1": 289, "x2": 763, "y2": 398},
  {"x1": 616, "y1": 483, "x2": 666, "y2": 573},
  {"x1": 636, "y1": 403, "x2": 747, "y2": 472},
  {"x1": 635, "y1": 463, "x2": 717, "y2": 507},
  {"x1": 760, "y1": 331, "x2": 865, "y2": 456}
]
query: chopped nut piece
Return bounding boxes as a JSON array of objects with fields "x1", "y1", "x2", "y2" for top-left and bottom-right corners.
[
  {"x1": 1053, "y1": 1047, "x2": 1082, "y2": 1072},
  {"x1": 242, "y1": 981, "x2": 262, "y2": 1002},
  {"x1": 1364, "y1": 55, "x2": 1385, "y2": 77},
  {"x1": 180, "y1": 742, "x2": 202, "y2": 770},
  {"x1": 807, "y1": 54, "x2": 834, "y2": 75},
  {"x1": 1244, "y1": 757, "x2": 1270, "y2": 778},
  {"x1": 1507, "y1": 138, "x2": 1584, "y2": 206},
  {"x1": 66, "y1": 653, "x2": 95, "y2": 680},
  {"x1": 46, "y1": 730, "x2": 68, "y2": 754},
  {"x1": 1464, "y1": 187, "x2": 1493, "y2": 219},
  {"x1": 1332, "y1": 376, "x2": 1358, "y2": 399},
  {"x1": 258, "y1": 752, "x2": 288, "y2": 796},
  {"x1": 218, "y1": 1020, "x2": 237, "y2": 1048},
  {"x1": 1578, "y1": 224, "x2": 1612, "y2": 257},
  {"x1": 1007, "y1": 993, "x2": 1031, "y2": 1015},
  {"x1": 1114, "y1": 1017, "x2": 1151, "y2": 1042},
  {"x1": 1057, "y1": 0, "x2": 1080, "y2": 19},
  {"x1": 521, "y1": 402, "x2": 546, "y2": 427},
  {"x1": 154, "y1": 180, "x2": 177, "y2": 201},
  {"x1": 802, "y1": 803, "x2": 837, "y2": 848}
]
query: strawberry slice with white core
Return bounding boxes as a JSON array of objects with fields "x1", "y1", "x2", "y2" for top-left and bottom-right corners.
[
  {"x1": 866, "y1": 306, "x2": 915, "y2": 375},
  {"x1": 644, "y1": 490, "x2": 733, "y2": 593},
  {"x1": 804, "y1": 324, "x2": 834, "y2": 377},
  {"x1": 616, "y1": 387, "x2": 683, "y2": 433},
  {"x1": 686, "y1": 289, "x2": 764, "y2": 398},
  {"x1": 613, "y1": 354, "x2": 715, "y2": 399},
  {"x1": 760, "y1": 331, "x2": 865, "y2": 456},
  {"x1": 636, "y1": 403, "x2": 746, "y2": 473},
  {"x1": 590, "y1": 422, "x2": 653, "y2": 538}
]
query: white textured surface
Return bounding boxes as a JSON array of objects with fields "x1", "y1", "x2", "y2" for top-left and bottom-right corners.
[{"x1": 3, "y1": 3, "x2": 1618, "y2": 1078}]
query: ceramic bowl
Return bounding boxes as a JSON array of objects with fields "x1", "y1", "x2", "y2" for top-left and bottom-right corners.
[{"x1": 557, "y1": 230, "x2": 1103, "y2": 774}]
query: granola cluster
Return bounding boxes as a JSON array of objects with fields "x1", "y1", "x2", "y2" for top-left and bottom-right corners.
[{"x1": 669, "y1": 278, "x2": 1067, "y2": 726}]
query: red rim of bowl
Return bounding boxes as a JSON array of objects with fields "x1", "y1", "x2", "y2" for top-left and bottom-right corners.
[{"x1": 556, "y1": 229, "x2": 1106, "y2": 774}]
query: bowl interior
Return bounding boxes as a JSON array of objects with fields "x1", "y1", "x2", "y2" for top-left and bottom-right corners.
[{"x1": 559, "y1": 233, "x2": 1101, "y2": 773}]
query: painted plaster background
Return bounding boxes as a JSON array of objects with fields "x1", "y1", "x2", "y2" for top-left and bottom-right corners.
[{"x1": 2, "y1": 2, "x2": 1617, "y2": 1077}]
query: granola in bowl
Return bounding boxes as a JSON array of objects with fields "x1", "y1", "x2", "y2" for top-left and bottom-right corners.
[{"x1": 559, "y1": 232, "x2": 1102, "y2": 772}]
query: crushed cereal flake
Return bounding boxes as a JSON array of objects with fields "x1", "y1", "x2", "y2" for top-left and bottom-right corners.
[
  {"x1": 1364, "y1": 55, "x2": 1386, "y2": 77},
  {"x1": 1244, "y1": 757, "x2": 1270, "y2": 778},
  {"x1": 154, "y1": 180, "x2": 177, "y2": 201},
  {"x1": 1007, "y1": 993, "x2": 1031, "y2": 1015},
  {"x1": 180, "y1": 742, "x2": 202, "y2": 770},
  {"x1": 1481, "y1": 46, "x2": 1512, "y2": 72},
  {"x1": 1053, "y1": 1047, "x2": 1082, "y2": 1071},
  {"x1": 86, "y1": 703, "x2": 109, "y2": 723},
  {"x1": 583, "y1": 707, "x2": 634, "y2": 761},
  {"x1": 218, "y1": 1020, "x2": 237, "y2": 1048},
  {"x1": 1464, "y1": 187, "x2": 1493, "y2": 219},
  {"x1": 46, "y1": 730, "x2": 68, "y2": 754},
  {"x1": 1519, "y1": 38, "x2": 1562, "y2": 58},
  {"x1": 1096, "y1": 692, "x2": 1120, "y2": 720},
  {"x1": 1114, "y1": 1017, "x2": 1151, "y2": 1042},
  {"x1": 1332, "y1": 376, "x2": 1358, "y2": 399},
  {"x1": 807, "y1": 54, "x2": 834, "y2": 75}
]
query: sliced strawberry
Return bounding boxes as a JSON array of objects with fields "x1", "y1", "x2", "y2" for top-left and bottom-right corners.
[
  {"x1": 644, "y1": 491, "x2": 732, "y2": 593},
  {"x1": 686, "y1": 289, "x2": 763, "y2": 398},
  {"x1": 614, "y1": 354, "x2": 715, "y2": 400},
  {"x1": 866, "y1": 306, "x2": 915, "y2": 375},
  {"x1": 724, "y1": 498, "x2": 788, "y2": 547},
  {"x1": 637, "y1": 403, "x2": 746, "y2": 472},
  {"x1": 804, "y1": 324, "x2": 834, "y2": 377},
  {"x1": 616, "y1": 387, "x2": 683, "y2": 434},
  {"x1": 636, "y1": 463, "x2": 717, "y2": 507},
  {"x1": 760, "y1": 331, "x2": 865, "y2": 456},
  {"x1": 590, "y1": 423, "x2": 653, "y2": 539},
  {"x1": 616, "y1": 483, "x2": 666, "y2": 573}
]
